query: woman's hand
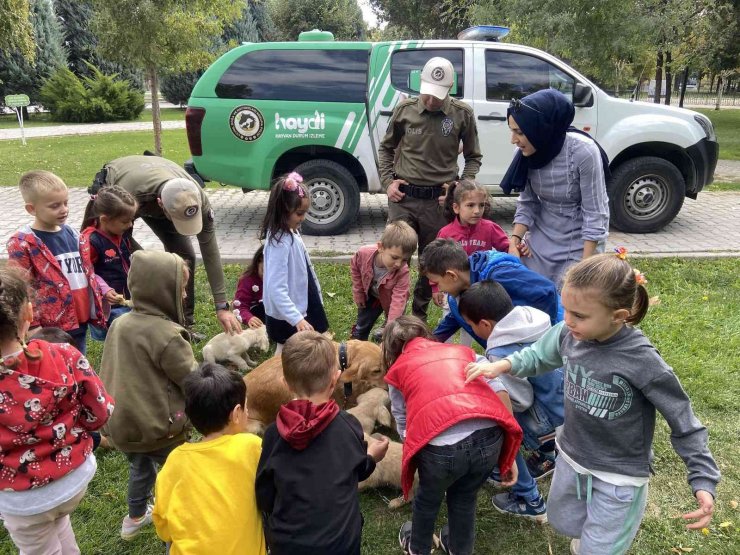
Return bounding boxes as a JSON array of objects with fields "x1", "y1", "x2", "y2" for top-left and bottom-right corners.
[
  {"x1": 296, "y1": 319, "x2": 314, "y2": 332},
  {"x1": 465, "y1": 359, "x2": 512, "y2": 383},
  {"x1": 508, "y1": 243, "x2": 521, "y2": 258},
  {"x1": 518, "y1": 240, "x2": 532, "y2": 257},
  {"x1": 247, "y1": 316, "x2": 263, "y2": 329}
]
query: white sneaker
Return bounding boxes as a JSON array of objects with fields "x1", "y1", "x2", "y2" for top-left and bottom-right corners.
[
  {"x1": 121, "y1": 505, "x2": 153, "y2": 540},
  {"x1": 570, "y1": 538, "x2": 581, "y2": 555}
]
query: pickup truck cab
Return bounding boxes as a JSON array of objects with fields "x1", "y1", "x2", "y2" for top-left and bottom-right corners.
[{"x1": 185, "y1": 27, "x2": 718, "y2": 235}]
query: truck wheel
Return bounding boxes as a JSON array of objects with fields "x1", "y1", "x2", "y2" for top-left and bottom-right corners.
[
  {"x1": 294, "y1": 159, "x2": 360, "y2": 236},
  {"x1": 608, "y1": 156, "x2": 685, "y2": 233}
]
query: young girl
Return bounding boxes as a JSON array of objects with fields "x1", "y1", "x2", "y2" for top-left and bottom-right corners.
[
  {"x1": 259, "y1": 172, "x2": 328, "y2": 353},
  {"x1": 466, "y1": 252, "x2": 720, "y2": 555},
  {"x1": 382, "y1": 315, "x2": 522, "y2": 555},
  {"x1": 0, "y1": 267, "x2": 114, "y2": 553},
  {"x1": 80, "y1": 185, "x2": 138, "y2": 340},
  {"x1": 234, "y1": 245, "x2": 265, "y2": 329},
  {"x1": 434, "y1": 180, "x2": 510, "y2": 346}
]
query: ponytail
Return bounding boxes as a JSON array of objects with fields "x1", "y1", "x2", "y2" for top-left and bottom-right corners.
[{"x1": 627, "y1": 283, "x2": 650, "y2": 325}]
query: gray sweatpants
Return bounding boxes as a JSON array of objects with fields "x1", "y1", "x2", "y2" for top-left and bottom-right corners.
[{"x1": 547, "y1": 457, "x2": 648, "y2": 555}]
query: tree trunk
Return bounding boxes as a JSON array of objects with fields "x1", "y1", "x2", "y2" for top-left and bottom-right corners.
[
  {"x1": 653, "y1": 50, "x2": 663, "y2": 103},
  {"x1": 664, "y1": 51, "x2": 672, "y2": 105},
  {"x1": 715, "y1": 76, "x2": 724, "y2": 110},
  {"x1": 148, "y1": 67, "x2": 162, "y2": 155},
  {"x1": 679, "y1": 66, "x2": 689, "y2": 108},
  {"x1": 709, "y1": 74, "x2": 714, "y2": 91}
]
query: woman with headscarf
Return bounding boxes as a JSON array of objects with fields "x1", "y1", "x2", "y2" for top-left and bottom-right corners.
[{"x1": 501, "y1": 89, "x2": 610, "y2": 288}]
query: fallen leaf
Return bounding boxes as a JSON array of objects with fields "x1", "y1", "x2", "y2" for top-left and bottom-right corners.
[
  {"x1": 681, "y1": 547, "x2": 694, "y2": 552},
  {"x1": 718, "y1": 521, "x2": 732, "y2": 528},
  {"x1": 649, "y1": 295, "x2": 661, "y2": 306},
  {"x1": 326, "y1": 291, "x2": 336, "y2": 298},
  {"x1": 671, "y1": 549, "x2": 681, "y2": 554},
  {"x1": 731, "y1": 500, "x2": 738, "y2": 509},
  {"x1": 701, "y1": 527, "x2": 710, "y2": 536}
]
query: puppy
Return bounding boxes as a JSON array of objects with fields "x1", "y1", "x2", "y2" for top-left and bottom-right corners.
[
  {"x1": 359, "y1": 433, "x2": 416, "y2": 509},
  {"x1": 202, "y1": 326, "x2": 269, "y2": 371},
  {"x1": 346, "y1": 388, "x2": 392, "y2": 435}
]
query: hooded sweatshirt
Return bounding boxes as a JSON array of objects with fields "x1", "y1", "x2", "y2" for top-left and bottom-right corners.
[
  {"x1": 99, "y1": 250, "x2": 196, "y2": 453},
  {"x1": 255, "y1": 401, "x2": 375, "y2": 555}
]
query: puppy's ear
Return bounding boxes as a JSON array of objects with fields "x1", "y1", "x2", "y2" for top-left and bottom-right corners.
[{"x1": 376, "y1": 405, "x2": 392, "y2": 428}]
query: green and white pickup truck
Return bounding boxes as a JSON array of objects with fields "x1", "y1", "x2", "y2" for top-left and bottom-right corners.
[{"x1": 185, "y1": 27, "x2": 718, "y2": 235}]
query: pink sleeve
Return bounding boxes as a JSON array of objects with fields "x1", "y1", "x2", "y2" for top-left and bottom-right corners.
[
  {"x1": 95, "y1": 274, "x2": 114, "y2": 296},
  {"x1": 350, "y1": 252, "x2": 366, "y2": 305},
  {"x1": 387, "y1": 267, "x2": 411, "y2": 322},
  {"x1": 487, "y1": 221, "x2": 510, "y2": 252}
]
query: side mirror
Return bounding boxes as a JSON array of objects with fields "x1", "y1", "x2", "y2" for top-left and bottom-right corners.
[{"x1": 573, "y1": 83, "x2": 594, "y2": 107}]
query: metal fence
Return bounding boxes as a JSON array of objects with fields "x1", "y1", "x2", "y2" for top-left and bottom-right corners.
[{"x1": 612, "y1": 90, "x2": 739, "y2": 107}]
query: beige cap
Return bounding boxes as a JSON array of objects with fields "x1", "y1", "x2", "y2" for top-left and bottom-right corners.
[
  {"x1": 420, "y1": 57, "x2": 454, "y2": 100},
  {"x1": 160, "y1": 178, "x2": 203, "y2": 236}
]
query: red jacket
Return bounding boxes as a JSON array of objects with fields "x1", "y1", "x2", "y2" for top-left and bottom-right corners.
[
  {"x1": 350, "y1": 245, "x2": 410, "y2": 322},
  {"x1": 384, "y1": 338, "x2": 522, "y2": 498},
  {"x1": 234, "y1": 273, "x2": 263, "y2": 323},
  {"x1": 6, "y1": 226, "x2": 106, "y2": 331},
  {"x1": 0, "y1": 340, "x2": 114, "y2": 491}
]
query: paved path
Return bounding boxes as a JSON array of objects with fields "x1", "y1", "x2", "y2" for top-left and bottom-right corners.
[
  {"x1": 0, "y1": 120, "x2": 186, "y2": 140},
  {"x1": 714, "y1": 159, "x2": 740, "y2": 182},
  {"x1": 1, "y1": 188, "x2": 738, "y2": 262}
]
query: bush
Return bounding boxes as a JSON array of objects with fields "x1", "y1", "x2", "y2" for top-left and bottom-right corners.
[
  {"x1": 39, "y1": 63, "x2": 144, "y2": 123},
  {"x1": 160, "y1": 70, "x2": 203, "y2": 107}
]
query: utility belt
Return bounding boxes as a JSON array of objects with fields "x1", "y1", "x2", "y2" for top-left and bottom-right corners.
[{"x1": 398, "y1": 182, "x2": 446, "y2": 200}]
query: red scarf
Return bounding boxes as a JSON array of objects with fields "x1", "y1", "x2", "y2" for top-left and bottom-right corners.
[{"x1": 276, "y1": 399, "x2": 340, "y2": 450}]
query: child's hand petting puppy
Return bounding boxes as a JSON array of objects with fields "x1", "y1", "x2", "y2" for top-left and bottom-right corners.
[
  {"x1": 367, "y1": 435, "x2": 390, "y2": 463},
  {"x1": 465, "y1": 359, "x2": 512, "y2": 383}
]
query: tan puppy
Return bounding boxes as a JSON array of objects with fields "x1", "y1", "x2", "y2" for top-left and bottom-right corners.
[
  {"x1": 346, "y1": 388, "x2": 392, "y2": 435},
  {"x1": 202, "y1": 326, "x2": 269, "y2": 371},
  {"x1": 245, "y1": 340, "x2": 384, "y2": 435},
  {"x1": 359, "y1": 433, "x2": 417, "y2": 509}
]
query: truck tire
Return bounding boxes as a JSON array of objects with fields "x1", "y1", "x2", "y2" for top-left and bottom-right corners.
[
  {"x1": 294, "y1": 159, "x2": 360, "y2": 236},
  {"x1": 608, "y1": 156, "x2": 685, "y2": 233}
]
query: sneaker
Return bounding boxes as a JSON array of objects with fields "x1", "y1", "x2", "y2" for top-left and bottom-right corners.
[
  {"x1": 121, "y1": 505, "x2": 153, "y2": 540},
  {"x1": 570, "y1": 538, "x2": 581, "y2": 555},
  {"x1": 438, "y1": 524, "x2": 450, "y2": 553},
  {"x1": 398, "y1": 521, "x2": 413, "y2": 553},
  {"x1": 486, "y1": 467, "x2": 503, "y2": 487},
  {"x1": 491, "y1": 492, "x2": 548, "y2": 523},
  {"x1": 525, "y1": 450, "x2": 556, "y2": 481}
]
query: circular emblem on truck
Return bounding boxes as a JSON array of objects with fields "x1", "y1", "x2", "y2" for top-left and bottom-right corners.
[{"x1": 229, "y1": 105, "x2": 264, "y2": 142}]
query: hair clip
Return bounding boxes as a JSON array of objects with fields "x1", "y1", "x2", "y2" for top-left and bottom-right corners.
[
  {"x1": 283, "y1": 172, "x2": 305, "y2": 198},
  {"x1": 614, "y1": 246, "x2": 628, "y2": 260},
  {"x1": 633, "y1": 268, "x2": 647, "y2": 285}
]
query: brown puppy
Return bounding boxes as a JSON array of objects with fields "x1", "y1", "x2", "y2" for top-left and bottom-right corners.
[{"x1": 245, "y1": 340, "x2": 384, "y2": 435}]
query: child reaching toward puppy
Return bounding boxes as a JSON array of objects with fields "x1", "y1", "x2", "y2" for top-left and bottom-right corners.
[{"x1": 466, "y1": 252, "x2": 720, "y2": 554}]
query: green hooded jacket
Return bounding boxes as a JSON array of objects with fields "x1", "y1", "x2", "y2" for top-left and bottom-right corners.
[{"x1": 100, "y1": 250, "x2": 196, "y2": 453}]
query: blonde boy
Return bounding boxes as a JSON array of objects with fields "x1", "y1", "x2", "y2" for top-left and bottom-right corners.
[
  {"x1": 6, "y1": 171, "x2": 105, "y2": 354},
  {"x1": 350, "y1": 221, "x2": 417, "y2": 341}
]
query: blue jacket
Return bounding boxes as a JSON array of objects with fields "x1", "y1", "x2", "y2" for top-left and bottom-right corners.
[{"x1": 433, "y1": 251, "x2": 563, "y2": 346}]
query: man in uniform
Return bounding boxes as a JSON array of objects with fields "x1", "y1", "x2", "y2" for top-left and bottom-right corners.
[
  {"x1": 378, "y1": 57, "x2": 482, "y2": 321},
  {"x1": 90, "y1": 155, "x2": 241, "y2": 339}
]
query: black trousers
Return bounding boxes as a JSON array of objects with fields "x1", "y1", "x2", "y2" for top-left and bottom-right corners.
[{"x1": 141, "y1": 216, "x2": 196, "y2": 326}]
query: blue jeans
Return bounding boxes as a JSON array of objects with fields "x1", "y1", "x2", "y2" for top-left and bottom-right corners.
[
  {"x1": 411, "y1": 427, "x2": 503, "y2": 555},
  {"x1": 90, "y1": 306, "x2": 131, "y2": 341},
  {"x1": 68, "y1": 323, "x2": 88, "y2": 356}
]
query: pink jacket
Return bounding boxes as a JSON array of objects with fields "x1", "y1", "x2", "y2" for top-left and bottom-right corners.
[{"x1": 350, "y1": 245, "x2": 410, "y2": 322}]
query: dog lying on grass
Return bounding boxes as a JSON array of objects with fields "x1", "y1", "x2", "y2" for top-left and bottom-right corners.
[
  {"x1": 244, "y1": 339, "x2": 385, "y2": 435},
  {"x1": 202, "y1": 326, "x2": 270, "y2": 371},
  {"x1": 360, "y1": 433, "x2": 416, "y2": 509}
]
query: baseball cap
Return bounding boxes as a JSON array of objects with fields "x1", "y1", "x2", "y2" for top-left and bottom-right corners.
[
  {"x1": 420, "y1": 57, "x2": 455, "y2": 100},
  {"x1": 160, "y1": 178, "x2": 203, "y2": 236}
]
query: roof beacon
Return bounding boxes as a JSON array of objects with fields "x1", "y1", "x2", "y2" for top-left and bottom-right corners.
[{"x1": 457, "y1": 26, "x2": 510, "y2": 42}]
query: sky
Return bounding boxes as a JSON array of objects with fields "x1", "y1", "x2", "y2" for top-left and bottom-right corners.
[{"x1": 358, "y1": 0, "x2": 380, "y2": 28}]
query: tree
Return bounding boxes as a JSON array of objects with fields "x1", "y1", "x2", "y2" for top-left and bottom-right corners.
[
  {"x1": 0, "y1": 0, "x2": 66, "y2": 105},
  {"x1": 250, "y1": 0, "x2": 278, "y2": 41},
  {"x1": 370, "y1": 0, "x2": 474, "y2": 39},
  {"x1": 0, "y1": 0, "x2": 35, "y2": 62},
  {"x1": 90, "y1": 0, "x2": 242, "y2": 155},
  {"x1": 270, "y1": 0, "x2": 366, "y2": 41}
]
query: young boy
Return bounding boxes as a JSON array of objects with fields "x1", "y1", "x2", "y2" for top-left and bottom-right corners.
[
  {"x1": 99, "y1": 250, "x2": 197, "y2": 540},
  {"x1": 6, "y1": 170, "x2": 105, "y2": 354},
  {"x1": 458, "y1": 281, "x2": 564, "y2": 521},
  {"x1": 420, "y1": 239, "x2": 562, "y2": 345},
  {"x1": 153, "y1": 362, "x2": 266, "y2": 554},
  {"x1": 350, "y1": 221, "x2": 417, "y2": 341},
  {"x1": 255, "y1": 331, "x2": 389, "y2": 555}
]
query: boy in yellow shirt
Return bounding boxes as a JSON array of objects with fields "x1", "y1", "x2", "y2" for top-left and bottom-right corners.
[{"x1": 153, "y1": 362, "x2": 265, "y2": 555}]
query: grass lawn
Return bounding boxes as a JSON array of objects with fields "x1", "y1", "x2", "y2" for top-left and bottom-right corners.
[
  {"x1": 694, "y1": 108, "x2": 740, "y2": 161},
  {"x1": 0, "y1": 107, "x2": 186, "y2": 129},
  {"x1": 1, "y1": 258, "x2": 737, "y2": 554}
]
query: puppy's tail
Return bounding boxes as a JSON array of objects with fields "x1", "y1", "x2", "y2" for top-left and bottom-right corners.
[{"x1": 202, "y1": 344, "x2": 215, "y2": 363}]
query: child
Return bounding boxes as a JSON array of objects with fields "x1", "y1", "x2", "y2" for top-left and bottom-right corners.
[
  {"x1": 0, "y1": 267, "x2": 113, "y2": 553},
  {"x1": 153, "y1": 362, "x2": 266, "y2": 554},
  {"x1": 80, "y1": 184, "x2": 139, "y2": 340},
  {"x1": 421, "y1": 238, "x2": 562, "y2": 345},
  {"x1": 259, "y1": 172, "x2": 329, "y2": 353},
  {"x1": 255, "y1": 331, "x2": 389, "y2": 555},
  {"x1": 433, "y1": 180, "x2": 509, "y2": 346},
  {"x1": 459, "y1": 281, "x2": 564, "y2": 522},
  {"x1": 349, "y1": 220, "x2": 417, "y2": 341},
  {"x1": 6, "y1": 170, "x2": 106, "y2": 355},
  {"x1": 465, "y1": 253, "x2": 721, "y2": 555},
  {"x1": 99, "y1": 250, "x2": 197, "y2": 540},
  {"x1": 235, "y1": 245, "x2": 266, "y2": 328},
  {"x1": 382, "y1": 315, "x2": 522, "y2": 555}
]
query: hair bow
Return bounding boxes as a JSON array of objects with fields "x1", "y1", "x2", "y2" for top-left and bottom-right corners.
[
  {"x1": 614, "y1": 246, "x2": 628, "y2": 260},
  {"x1": 283, "y1": 172, "x2": 305, "y2": 198},
  {"x1": 633, "y1": 269, "x2": 647, "y2": 285}
]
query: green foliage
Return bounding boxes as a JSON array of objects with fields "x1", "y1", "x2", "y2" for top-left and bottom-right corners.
[
  {"x1": 369, "y1": 0, "x2": 474, "y2": 39},
  {"x1": 0, "y1": 0, "x2": 35, "y2": 62},
  {"x1": 160, "y1": 71, "x2": 203, "y2": 106},
  {"x1": 269, "y1": 0, "x2": 366, "y2": 41},
  {"x1": 39, "y1": 64, "x2": 145, "y2": 123}
]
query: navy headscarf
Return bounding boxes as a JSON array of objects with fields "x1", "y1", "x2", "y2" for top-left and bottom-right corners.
[{"x1": 500, "y1": 89, "x2": 610, "y2": 194}]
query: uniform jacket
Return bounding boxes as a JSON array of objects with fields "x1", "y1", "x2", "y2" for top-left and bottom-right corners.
[
  {"x1": 6, "y1": 225, "x2": 105, "y2": 331},
  {"x1": 99, "y1": 250, "x2": 196, "y2": 453},
  {"x1": 384, "y1": 338, "x2": 522, "y2": 498},
  {"x1": 0, "y1": 340, "x2": 113, "y2": 491},
  {"x1": 350, "y1": 245, "x2": 410, "y2": 322}
]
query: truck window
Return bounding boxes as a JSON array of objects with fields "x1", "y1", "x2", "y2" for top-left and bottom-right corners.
[
  {"x1": 216, "y1": 49, "x2": 369, "y2": 102},
  {"x1": 391, "y1": 49, "x2": 464, "y2": 97},
  {"x1": 485, "y1": 51, "x2": 574, "y2": 101}
]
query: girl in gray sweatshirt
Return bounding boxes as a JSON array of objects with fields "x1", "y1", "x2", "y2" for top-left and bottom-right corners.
[{"x1": 465, "y1": 252, "x2": 720, "y2": 555}]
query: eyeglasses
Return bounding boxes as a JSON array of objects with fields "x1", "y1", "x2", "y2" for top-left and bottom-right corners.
[{"x1": 509, "y1": 98, "x2": 541, "y2": 114}]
